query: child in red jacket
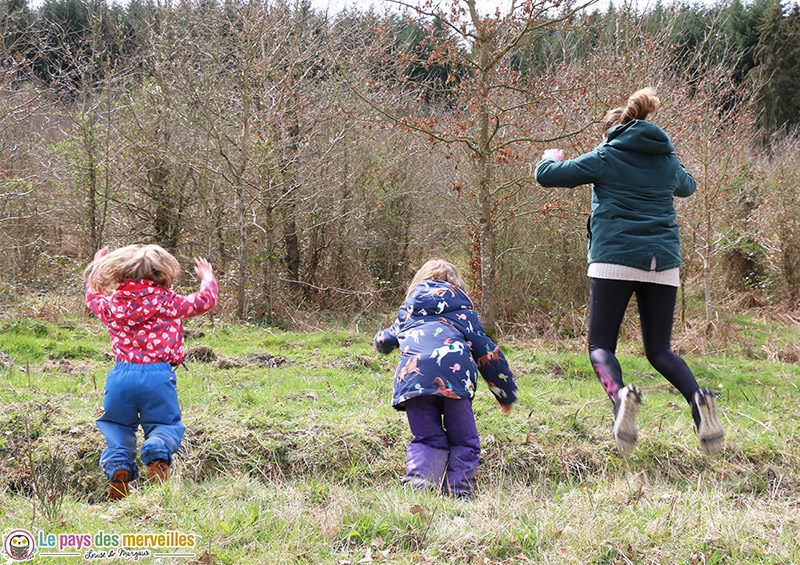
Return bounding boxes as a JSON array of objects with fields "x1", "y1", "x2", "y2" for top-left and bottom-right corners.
[{"x1": 85, "y1": 244, "x2": 218, "y2": 499}]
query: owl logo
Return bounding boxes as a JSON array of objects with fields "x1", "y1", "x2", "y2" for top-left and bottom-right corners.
[{"x1": 2, "y1": 529, "x2": 35, "y2": 561}]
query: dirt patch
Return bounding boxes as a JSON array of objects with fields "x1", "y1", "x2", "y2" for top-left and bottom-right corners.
[
  {"x1": 184, "y1": 329, "x2": 206, "y2": 340},
  {"x1": 247, "y1": 353, "x2": 287, "y2": 368},
  {"x1": 0, "y1": 401, "x2": 64, "y2": 496},
  {"x1": 185, "y1": 345, "x2": 216, "y2": 362},
  {"x1": 185, "y1": 347, "x2": 286, "y2": 369},
  {"x1": 325, "y1": 355, "x2": 376, "y2": 371},
  {"x1": 761, "y1": 344, "x2": 800, "y2": 364},
  {"x1": 42, "y1": 358, "x2": 94, "y2": 376},
  {"x1": 214, "y1": 355, "x2": 245, "y2": 369}
]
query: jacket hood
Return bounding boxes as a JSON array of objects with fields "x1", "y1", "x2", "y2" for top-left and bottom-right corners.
[
  {"x1": 606, "y1": 120, "x2": 674, "y2": 155},
  {"x1": 403, "y1": 279, "x2": 473, "y2": 318},
  {"x1": 107, "y1": 279, "x2": 166, "y2": 321}
]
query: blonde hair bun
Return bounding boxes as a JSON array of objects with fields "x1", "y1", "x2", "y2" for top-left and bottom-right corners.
[
  {"x1": 622, "y1": 87, "x2": 660, "y2": 124},
  {"x1": 601, "y1": 87, "x2": 661, "y2": 136}
]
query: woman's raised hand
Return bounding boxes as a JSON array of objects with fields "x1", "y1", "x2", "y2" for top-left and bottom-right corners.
[{"x1": 542, "y1": 148, "x2": 565, "y2": 161}]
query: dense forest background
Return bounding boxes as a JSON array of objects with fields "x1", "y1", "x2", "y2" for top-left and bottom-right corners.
[{"x1": 2, "y1": 0, "x2": 799, "y2": 335}]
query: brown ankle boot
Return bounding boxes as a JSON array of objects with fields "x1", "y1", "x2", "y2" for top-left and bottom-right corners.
[
  {"x1": 109, "y1": 470, "x2": 130, "y2": 500},
  {"x1": 147, "y1": 460, "x2": 169, "y2": 483}
]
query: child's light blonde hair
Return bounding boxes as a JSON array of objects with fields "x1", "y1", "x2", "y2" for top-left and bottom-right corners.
[
  {"x1": 405, "y1": 259, "x2": 466, "y2": 300},
  {"x1": 84, "y1": 244, "x2": 181, "y2": 293}
]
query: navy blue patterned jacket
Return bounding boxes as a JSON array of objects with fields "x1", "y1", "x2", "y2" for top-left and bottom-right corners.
[{"x1": 375, "y1": 279, "x2": 517, "y2": 410}]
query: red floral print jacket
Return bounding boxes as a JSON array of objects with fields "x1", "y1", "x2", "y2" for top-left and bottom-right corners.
[{"x1": 86, "y1": 277, "x2": 218, "y2": 364}]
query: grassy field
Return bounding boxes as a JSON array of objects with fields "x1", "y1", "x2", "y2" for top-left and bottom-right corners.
[{"x1": 0, "y1": 299, "x2": 798, "y2": 564}]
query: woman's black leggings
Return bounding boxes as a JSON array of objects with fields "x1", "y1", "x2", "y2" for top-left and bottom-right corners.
[{"x1": 588, "y1": 277, "x2": 699, "y2": 404}]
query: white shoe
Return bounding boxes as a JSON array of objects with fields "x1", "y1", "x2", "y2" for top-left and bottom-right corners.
[
  {"x1": 613, "y1": 386, "x2": 641, "y2": 457},
  {"x1": 692, "y1": 389, "x2": 724, "y2": 456}
]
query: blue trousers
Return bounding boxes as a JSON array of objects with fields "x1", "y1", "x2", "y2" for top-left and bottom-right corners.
[
  {"x1": 403, "y1": 395, "x2": 480, "y2": 495},
  {"x1": 96, "y1": 362, "x2": 186, "y2": 480}
]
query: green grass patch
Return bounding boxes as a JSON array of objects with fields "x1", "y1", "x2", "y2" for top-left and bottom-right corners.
[{"x1": 1, "y1": 311, "x2": 798, "y2": 563}]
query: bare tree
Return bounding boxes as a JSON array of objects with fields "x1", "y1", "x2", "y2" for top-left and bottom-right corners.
[
  {"x1": 663, "y1": 10, "x2": 761, "y2": 328},
  {"x1": 43, "y1": 0, "x2": 127, "y2": 258},
  {"x1": 355, "y1": 0, "x2": 596, "y2": 337},
  {"x1": 753, "y1": 134, "x2": 800, "y2": 307},
  {"x1": 0, "y1": 2, "x2": 57, "y2": 281}
]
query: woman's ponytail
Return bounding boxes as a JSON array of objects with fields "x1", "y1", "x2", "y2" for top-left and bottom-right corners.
[
  {"x1": 620, "y1": 87, "x2": 660, "y2": 125},
  {"x1": 602, "y1": 87, "x2": 660, "y2": 136}
]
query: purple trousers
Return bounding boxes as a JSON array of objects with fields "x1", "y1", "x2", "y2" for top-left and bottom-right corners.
[{"x1": 403, "y1": 395, "x2": 481, "y2": 495}]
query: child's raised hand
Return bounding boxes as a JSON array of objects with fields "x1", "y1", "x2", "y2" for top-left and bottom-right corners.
[
  {"x1": 93, "y1": 246, "x2": 109, "y2": 262},
  {"x1": 499, "y1": 402, "x2": 512, "y2": 415},
  {"x1": 87, "y1": 246, "x2": 109, "y2": 288},
  {"x1": 194, "y1": 257, "x2": 214, "y2": 281}
]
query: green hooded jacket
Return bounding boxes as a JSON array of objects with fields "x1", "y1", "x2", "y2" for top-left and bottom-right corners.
[{"x1": 534, "y1": 120, "x2": 696, "y2": 271}]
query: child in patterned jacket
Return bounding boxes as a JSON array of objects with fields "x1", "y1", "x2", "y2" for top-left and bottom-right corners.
[
  {"x1": 375, "y1": 259, "x2": 517, "y2": 498},
  {"x1": 84, "y1": 244, "x2": 218, "y2": 499}
]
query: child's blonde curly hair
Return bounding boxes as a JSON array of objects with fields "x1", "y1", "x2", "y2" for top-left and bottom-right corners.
[
  {"x1": 405, "y1": 259, "x2": 466, "y2": 300},
  {"x1": 84, "y1": 244, "x2": 181, "y2": 293}
]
